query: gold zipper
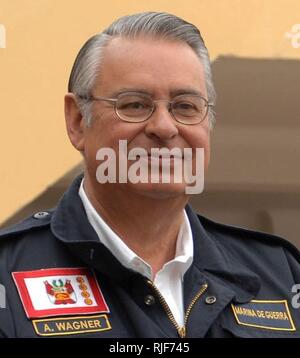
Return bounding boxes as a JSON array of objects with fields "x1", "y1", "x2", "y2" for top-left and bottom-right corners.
[{"x1": 147, "y1": 280, "x2": 208, "y2": 338}]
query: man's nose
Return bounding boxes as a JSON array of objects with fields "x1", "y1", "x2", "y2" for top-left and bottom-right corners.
[{"x1": 144, "y1": 102, "x2": 179, "y2": 141}]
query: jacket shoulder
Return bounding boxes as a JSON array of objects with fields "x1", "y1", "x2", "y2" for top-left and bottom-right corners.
[
  {"x1": 0, "y1": 210, "x2": 54, "y2": 240},
  {"x1": 197, "y1": 214, "x2": 300, "y2": 262}
]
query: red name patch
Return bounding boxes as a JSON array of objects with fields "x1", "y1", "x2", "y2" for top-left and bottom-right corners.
[{"x1": 12, "y1": 268, "x2": 109, "y2": 318}]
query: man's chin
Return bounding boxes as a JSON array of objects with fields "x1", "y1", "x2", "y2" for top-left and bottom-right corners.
[{"x1": 126, "y1": 182, "x2": 190, "y2": 200}]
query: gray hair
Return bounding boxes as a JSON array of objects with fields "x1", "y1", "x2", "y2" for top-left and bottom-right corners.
[{"x1": 68, "y1": 12, "x2": 216, "y2": 127}]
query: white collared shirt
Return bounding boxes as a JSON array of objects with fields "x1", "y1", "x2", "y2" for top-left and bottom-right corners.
[{"x1": 79, "y1": 180, "x2": 193, "y2": 326}]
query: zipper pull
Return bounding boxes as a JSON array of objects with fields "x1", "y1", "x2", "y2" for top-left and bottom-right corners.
[{"x1": 178, "y1": 326, "x2": 186, "y2": 338}]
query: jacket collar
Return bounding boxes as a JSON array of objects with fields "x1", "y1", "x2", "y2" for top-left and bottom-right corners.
[
  {"x1": 185, "y1": 205, "x2": 261, "y2": 302},
  {"x1": 51, "y1": 175, "x2": 260, "y2": 300},
  {"x1": 51, "y1": 174, "x2": 142, "y2": 284}
]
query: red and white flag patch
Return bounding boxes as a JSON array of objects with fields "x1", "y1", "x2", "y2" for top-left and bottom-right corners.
[{"x1": 12, "y1": 268, "x2": 109, "y2": 318}]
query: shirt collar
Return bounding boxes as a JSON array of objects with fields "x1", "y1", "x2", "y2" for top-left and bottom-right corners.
[
  {"x1": 51, "y1": 174, "x2": 260, "y2": 301},
  {"x1": 78, "y1": 178, "x2": 193, "y2": 280}
]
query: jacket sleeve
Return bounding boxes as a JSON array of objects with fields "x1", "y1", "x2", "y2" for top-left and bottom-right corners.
[
  {"x1": 284, "y1": 247, "x2": 300, "y2": 283},
  {"x1": 284, "y1": 247, "x2": 300, "y2": 318}
]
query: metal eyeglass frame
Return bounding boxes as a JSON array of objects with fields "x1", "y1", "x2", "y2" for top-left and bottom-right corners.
[{"x1": 78, "y1": 92, "x2": 214, "y2": 125}]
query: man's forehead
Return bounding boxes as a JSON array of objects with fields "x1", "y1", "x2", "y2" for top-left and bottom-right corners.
[{"x1": 94, "y1": 36, "x2": 206, "y2": 97}]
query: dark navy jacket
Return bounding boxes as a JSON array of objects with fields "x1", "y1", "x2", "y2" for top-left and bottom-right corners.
[{"x1": 0, "y1": 175, "x2": 300, "y2": 338}]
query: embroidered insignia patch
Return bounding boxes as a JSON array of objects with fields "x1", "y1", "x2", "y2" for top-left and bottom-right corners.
[
  {"x1": 12, "y1": 268, "x2": 109, "y2": 318},
  {"x1": 32, "y1": 314, "x2": 111, "y2": 336},
  {"x1": 231, "y1": 300, "x2": 296, "y2": 331}
]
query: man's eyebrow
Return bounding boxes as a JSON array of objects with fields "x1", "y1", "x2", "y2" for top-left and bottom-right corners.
[
  {"x1": 109, "y1": 88, "x2": 151, "y2": 97},
  {"x1": 170, "y1": 88, "x2": 205, "y2": 97}
]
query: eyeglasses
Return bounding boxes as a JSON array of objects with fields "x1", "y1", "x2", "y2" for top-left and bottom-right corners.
[{"x1": 78, "y1": 92, "x2": 214, "y2": 125}]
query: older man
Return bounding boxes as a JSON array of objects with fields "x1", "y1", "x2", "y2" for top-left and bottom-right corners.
[{"x1": 0, "y1": 12, "x2": 300, "y2": 338}]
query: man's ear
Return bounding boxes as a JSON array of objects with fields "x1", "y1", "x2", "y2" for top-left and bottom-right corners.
[{"x1": 64, "y1": 93, "x2": 85, "y2": 152}]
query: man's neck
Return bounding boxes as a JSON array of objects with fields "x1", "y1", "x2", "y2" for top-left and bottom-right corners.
[{"x1": 83, "y1": 175, "x2": 189, "y2": 275}]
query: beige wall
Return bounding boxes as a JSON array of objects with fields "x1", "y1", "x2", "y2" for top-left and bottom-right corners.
[{"x1": 1, "y1": 1, "x2": 299, "y2": 244}]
